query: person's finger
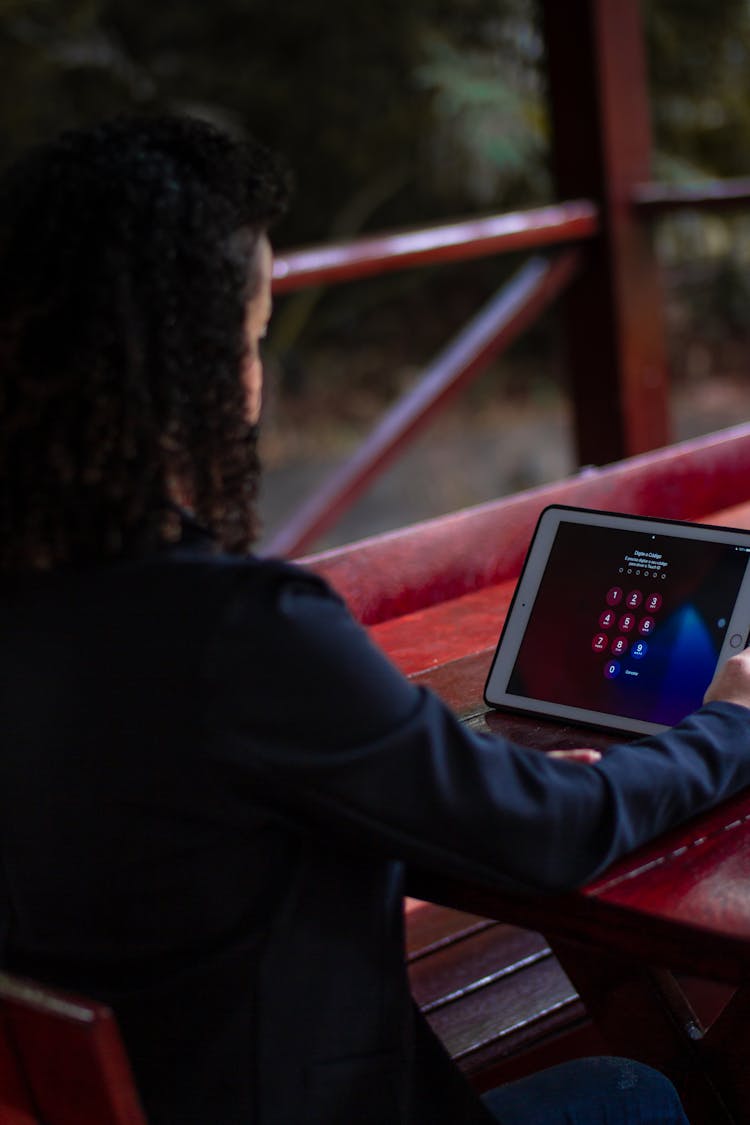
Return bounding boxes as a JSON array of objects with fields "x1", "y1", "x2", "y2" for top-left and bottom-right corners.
[{"x1": 548, "y1": 748, "x2": 602, "y2": 764}]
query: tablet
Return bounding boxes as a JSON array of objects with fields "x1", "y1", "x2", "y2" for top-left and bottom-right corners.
[{"x1": 484, "y1": 505, "x2": 750, "y2": 735}]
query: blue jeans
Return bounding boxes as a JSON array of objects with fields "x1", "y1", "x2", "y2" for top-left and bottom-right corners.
[{"x1": 482, "y1": 1057, "x2": 690, "y2": 1124}]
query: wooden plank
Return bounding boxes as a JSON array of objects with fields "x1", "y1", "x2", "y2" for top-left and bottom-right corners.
[
  {"x1": 405, "y1": 903, "x2": 494, "y2": 959},
  {"x1": 409, "y1": 924, "x2": 551, "y2": 1011},
  {"x1": 700, "y1": 500, "x2": 750, "y2": 530},
  {"x1": 302, "y1": 424, "x2": 750, "y2": 624},
  {"x1": 368, "y1": 583, "x2": 513, "y2": 678},
  {"x1": 426, "y1": 950, "x2": 580, "y2": 1066},
  {"x1": 404, "y1": 901, "x2": 593, "y2": 1082}
]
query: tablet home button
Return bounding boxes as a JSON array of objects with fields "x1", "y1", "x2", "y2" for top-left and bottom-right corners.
[{"x1": 730, "y1": 633, "x2": 743, "y2": 648}]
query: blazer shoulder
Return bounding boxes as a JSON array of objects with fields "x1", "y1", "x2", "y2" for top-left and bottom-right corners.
[{"x1": 202, "y1": 553, "x2": 342, "y2": 607}]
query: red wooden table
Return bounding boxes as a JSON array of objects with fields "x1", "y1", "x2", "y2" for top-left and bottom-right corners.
[
  {"x1": 363, "y1": 497, "x2": 750, "y2": 1124},
  {"x1": 302, "y1": 431, "x2": 750, "y2": 1123}
]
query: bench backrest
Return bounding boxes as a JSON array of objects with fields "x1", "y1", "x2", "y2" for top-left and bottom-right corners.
[
  {"x1": 302, "y1": 423, "x2": 750, "y2": 624},
  {"x1": 0, "y1": 972, "x2": 147, "y2": 1125}
]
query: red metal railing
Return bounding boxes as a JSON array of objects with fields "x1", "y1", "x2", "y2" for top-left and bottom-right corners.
[
  {"x1": 267, "y1": 203, "x2": 598, "y2": 557},
  {"x1": 267, "y1": 250, "x2": 583, "y2": 557},
  {"x1": 272, "y1": 201, "x2": 598, "y2": 293},
  {"x1": 267, "y1": 183, "x2": 750, "y2": 559},
  {"x1": 633, "y1": 176, "x2": 750, "y2": 214}
]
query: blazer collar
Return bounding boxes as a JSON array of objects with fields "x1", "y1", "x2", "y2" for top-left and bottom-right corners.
[{"x1": 167, "y1": 503, "x2": 218, "y2": 554}]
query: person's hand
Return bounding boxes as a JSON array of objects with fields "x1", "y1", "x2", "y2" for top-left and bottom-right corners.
[
  {"x1": 548, "y1": 748, "x2": 602, "y2": 764},
  {"x1": 704, "y1": 649, "x2": 750, "y2": 710}
]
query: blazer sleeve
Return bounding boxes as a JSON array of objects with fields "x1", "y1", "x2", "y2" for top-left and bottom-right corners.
[{"x1": 202, "y1": 562, "x2": 750, "y2": 895}]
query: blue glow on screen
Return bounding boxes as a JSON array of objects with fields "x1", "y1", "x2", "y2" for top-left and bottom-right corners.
[{"x1": 649, "y1": 606, "x2": 719, "y2": 724}]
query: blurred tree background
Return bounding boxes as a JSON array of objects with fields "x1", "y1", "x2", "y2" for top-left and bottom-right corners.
[{"x1": 2, "y1": 0, "x2": 749, "y2": 544}]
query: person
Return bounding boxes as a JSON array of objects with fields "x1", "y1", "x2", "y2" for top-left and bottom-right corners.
[{"x1": 0, "y1": 115, "x2": 749, "y2": 1125}]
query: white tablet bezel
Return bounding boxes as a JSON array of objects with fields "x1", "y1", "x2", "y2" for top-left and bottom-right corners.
[{"x1": 484, "y1": 505, "x2": 750, "y2": 735}]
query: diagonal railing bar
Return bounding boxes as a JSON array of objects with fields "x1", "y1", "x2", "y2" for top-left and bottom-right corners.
[
  {"x1": 264, "y1": 249, "x2": 583, "y2": 558},
  {"x1": 272, "y1": 202, "x2": 597, "y2": 294}
]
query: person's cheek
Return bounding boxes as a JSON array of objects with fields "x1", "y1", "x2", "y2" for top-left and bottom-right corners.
[{"x1": 244, "y1": 353, "x2": 263, "y2": 424}]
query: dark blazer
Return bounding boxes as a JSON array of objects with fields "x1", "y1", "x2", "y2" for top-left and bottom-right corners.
[{"x1": 2, "y1": 522, "x2": 750, "y2": 1125}]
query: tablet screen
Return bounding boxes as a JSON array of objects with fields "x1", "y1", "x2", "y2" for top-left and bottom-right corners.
[{"x1": 485, "y1": 507, "x2": 750, "y2": 734}]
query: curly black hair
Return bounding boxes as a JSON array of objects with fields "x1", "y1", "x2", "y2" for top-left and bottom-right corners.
[{"x1": 0, "y1": 115, "x2": 289, "y2": 570}]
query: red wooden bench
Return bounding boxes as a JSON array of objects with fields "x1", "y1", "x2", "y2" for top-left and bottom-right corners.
[
  {"x1": 302, "y1": 421, "x2": 750, "y2": 1089},
  {"x1": 0, "y1": 971, "x2": 146, "y2": 1125}
]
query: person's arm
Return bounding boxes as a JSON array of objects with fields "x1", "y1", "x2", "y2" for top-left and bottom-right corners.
[{"x1": 203, "y1": 565, "x2": 750, "y2": 895}]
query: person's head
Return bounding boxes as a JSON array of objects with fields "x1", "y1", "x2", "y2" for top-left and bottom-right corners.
[{"x1": 0, "y1": 114, "x2": 288, "y2": 571}]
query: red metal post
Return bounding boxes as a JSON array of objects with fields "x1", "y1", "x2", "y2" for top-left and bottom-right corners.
[{"x1": 541, "y1": 0, "x2": 670, "y2": 464}]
